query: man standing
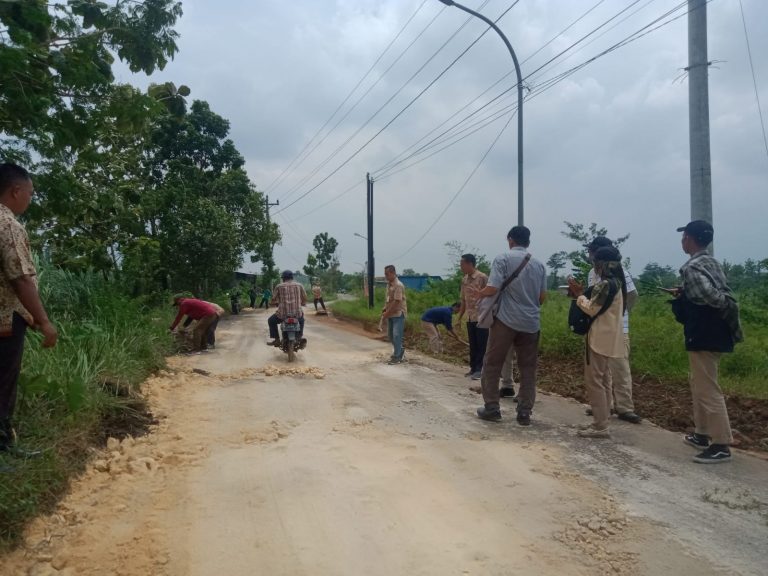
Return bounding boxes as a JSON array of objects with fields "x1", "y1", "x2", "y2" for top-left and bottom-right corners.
[
  {"x1": 170, "y1": 295, "x2": 218, "y2": 352},
  {"x1": 312, "y1": 282, "x2": 327, "y2": 312},
  {"x1": 671, "y1": 220, "x2": 740, "y2": 464},
  {"x1": 475, "y1": 227, "x2": 546, "y2": 425},
  {"x1": 248, "y1": 286, "x2": 258, "y2": 308},
  {"x1": 259, "y1": 286, "x2": 272, "y2": 309},
  {"x1": 382, "y1": 265, "x2": 407, "y2": 365},
  {"x1": 420, "y1": 303, "x2": 465, "y2": 354},
  {"x1": 583, "y1": 236, "x2": 642, "y2": 424},
  {"x1": 268, "y1": 270, "x2": 307, "y2": 347},
  {"x1": 0, "y1": 163, "x2": 58, "y2": 459},
  {"x1": 458, "y1": 254, "x2": 488, "y2": 380}
]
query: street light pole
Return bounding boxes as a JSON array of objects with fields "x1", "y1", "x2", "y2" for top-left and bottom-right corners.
[{"x1": 437, "y1": 0, "x2": 524, "y2": 225}]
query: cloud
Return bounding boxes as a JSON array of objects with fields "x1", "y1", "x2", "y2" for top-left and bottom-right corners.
[{"x1": 114, "y1": 0, "x2": 768, "y2": 276}]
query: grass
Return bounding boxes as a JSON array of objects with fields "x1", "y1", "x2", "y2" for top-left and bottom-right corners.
[
  {"x1": 0, "y1": 263, "x2": 175, "y2": 550},
  {"x1": 334, "y1": 287, "x2": 768, "y2": 399}
]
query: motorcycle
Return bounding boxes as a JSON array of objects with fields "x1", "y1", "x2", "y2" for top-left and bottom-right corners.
[{"x1": 279, "y1": 315, "x2": 306, "y2": 362}]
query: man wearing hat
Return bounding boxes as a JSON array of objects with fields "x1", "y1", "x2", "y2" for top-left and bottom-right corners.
[
  {"x1": 582, "y1": 236, "x2": 641, "y2": 424},
  {"x1": 170, "y1": 295, "x2": 218, "y2": 352},
  {"x1": 671, "y1": 220, "x2": 741, "y2": 464}
]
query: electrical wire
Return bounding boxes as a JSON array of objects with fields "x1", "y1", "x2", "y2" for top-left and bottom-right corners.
[
  {"x1": 391, "y1": 112, "x2": 516, "y2": 262},
  {"x1": 273, "y1": 0, "x2": 520, "y2": 216},
  {"x1": 738, "y1": 0, "x2": 768, "y2": 160},
  {"x1": 265, "y1": 0, "x2": 431, "y2": 196}
]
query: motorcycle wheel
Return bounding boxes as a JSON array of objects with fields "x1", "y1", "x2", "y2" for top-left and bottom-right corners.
[{"x1": 287, "y1": 343, "x2": 296, "y2": 363}]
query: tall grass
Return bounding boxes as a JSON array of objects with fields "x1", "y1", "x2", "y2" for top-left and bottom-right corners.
[
  {"x1": 0, "y1": 262, "x2": 174, "y2": 549},
  {"x1": 334, "y1": 287, "x2": 768, "y2": 399}
]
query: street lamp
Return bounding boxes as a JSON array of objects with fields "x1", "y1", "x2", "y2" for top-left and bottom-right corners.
[
  {"x1": 437, "y1": 0, "x2": 524, "y2": 225},
  {"x1": 353, "y1": 232, "x2": 368, "y2": 240}
]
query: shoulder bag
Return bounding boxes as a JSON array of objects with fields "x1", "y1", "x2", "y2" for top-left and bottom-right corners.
[{"x1": 476, "y1": 254, "x2": 531, "y2": 329}]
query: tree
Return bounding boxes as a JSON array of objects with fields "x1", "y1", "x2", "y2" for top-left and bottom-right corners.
[
  {"x1": 558, "y1": 222, "x2": 631, "y2": 283},
  {"x1": 546, "y1": 251, "x2": 568, "y2": 289},
  {"x1": 637, "y1": 262, "x2": 678, "y2": 292},
  {"x1": 444, "y1": 240, "x2": 491, "y2": 276},
  {"x1": 0, "y1": 0, "x2": 182, "y2": 152}
]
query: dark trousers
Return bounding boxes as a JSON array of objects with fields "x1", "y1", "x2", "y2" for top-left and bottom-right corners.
[
  {"x1": 0, "y1": 313, "x2": 28, "y2": 422},
  {"x1": 268, "y1": 314, "x2": 304, "y2": 339},
  {"x1": 259, "y1": 298, "x2": 269, "y2": 309},
  {"x1": 207, "y1": 316, "x2": 220, "y2": 346},
  {"x1": 467, "y1": 321, "x2": 489, "y2": 373},
  {"x1": 314, "y1": 297, "x2": 326, "y2": 311},
  {"x1": 480, "y1": 320, "x2": 539, "y2": 412},
  {"x1": 250, "y1": 296, "x2": 256, "y2": 308}
]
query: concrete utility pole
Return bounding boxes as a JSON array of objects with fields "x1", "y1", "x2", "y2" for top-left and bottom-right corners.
[
  {"x1": 366, "y1": 173, "x2": 375, "y2": 309},
  {"x1": 438, "y1": 0, "x2": 524, "y2": 225},
  {"x1": 687, "y1": 0, "x2": 713, "y2": 234}
]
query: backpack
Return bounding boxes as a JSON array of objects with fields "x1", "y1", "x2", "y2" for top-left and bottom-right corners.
[{"x1": 568, "y1": 280, "x2": 618, "y2": 336}]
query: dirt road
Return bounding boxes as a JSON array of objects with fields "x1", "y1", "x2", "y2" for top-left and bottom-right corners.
[{"x1": 4, "y1": 310, "x2": 767, "y2": 576}]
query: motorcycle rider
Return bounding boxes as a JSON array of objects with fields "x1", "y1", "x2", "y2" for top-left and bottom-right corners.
[{"x1": 268, "y1": 270, "x2": 307, "y2": 347}]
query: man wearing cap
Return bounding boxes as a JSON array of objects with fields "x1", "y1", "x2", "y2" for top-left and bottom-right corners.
[
  {"x1": 671, "y1": 220, "x2": 741, "y2": 464},
  {"x1": 170, "y1": 295, "x2": 218, "y2": 352},
  {"x1": 582, "y1": 236, "x2": 641, "y2": 424},
  {"x1": 268, "y1": 270, "x2": 307, "y2": 347},
  {"x1": 474, "y1": 226, "x2": 547, "y2": 426}
]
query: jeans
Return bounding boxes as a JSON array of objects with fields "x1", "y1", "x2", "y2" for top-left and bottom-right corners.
[
  {"x1": 387, "y1": 315, "x2": 405, "y2": 360},
  {"x1": 269, "y1": 314, "x2": 305, "y2": 339},
  {"x1": 466, "y1": 321, "x2": 488, "y2": 373},
  {"x1": 0, "y1": 313, "x2": 27, "y2": 422}
]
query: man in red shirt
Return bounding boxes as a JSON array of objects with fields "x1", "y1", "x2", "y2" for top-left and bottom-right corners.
[{"x1": 170, "y1": 295, "x2": 218, "y2": 352}]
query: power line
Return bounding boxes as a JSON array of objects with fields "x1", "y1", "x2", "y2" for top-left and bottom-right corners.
[
  {"x1": 738, "y1": 0, "x2": 768, "y2": 160},
  {"x1": 274, "y1": 0, "x2": 520, "y2": 216},
  {"x1": 265, "y1": 0, "x2": 430, "y2": 196},
  {"x1": 274, "y1": 0, "x2": 497, "y2": 209},
  {"x1": 391, "y1": 112, "x2": 516, "y2": 263}
]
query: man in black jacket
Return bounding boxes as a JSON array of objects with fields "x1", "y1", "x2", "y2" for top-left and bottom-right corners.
[{"x1": 671, "y1": 220, "x2": 741, "y2": 464}]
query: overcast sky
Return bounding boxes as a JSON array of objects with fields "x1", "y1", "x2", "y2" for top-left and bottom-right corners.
[{"x1": 118, "y1": 0, "x2": 768, "y2": 277}]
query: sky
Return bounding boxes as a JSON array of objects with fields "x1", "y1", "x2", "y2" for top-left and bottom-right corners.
[{"x1": 117, "y1": 0, "x2": 768, "y2": 277}]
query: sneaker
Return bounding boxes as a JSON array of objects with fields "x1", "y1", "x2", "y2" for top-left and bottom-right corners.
[
  {"x1": 516, "y1": 410, "x2": 531, "y2": 426},
  {"x1": 499, "y1": 387, "x2": 516, "y2": 398},
  {"x1": 617, "y1": 411, "x2": 642, "y2": 424},
  {"x1": 693, "y1": 444, "x2": 731, "y2": 464},
  {"x1": 476, "y1": 406, "x2": 501, "y2": 422},
  {"x1": 269, "y1": 339, "x2": 281, "y2": 348},
  {"x1": 387, "y1": 357, "x2": 405, "y2": 365},
  {"x1": 470, "y1": 371, "x2": 482, "y2": 381},
  {"x1": 684, "y1": 433, "x2": 710, "y2": 449},
  {"x1": 464, "y1": 370, "x2": 473, "y2": 377},
  {"x1": 577, "y1": 426, "x2": 610, "y2": 438}
]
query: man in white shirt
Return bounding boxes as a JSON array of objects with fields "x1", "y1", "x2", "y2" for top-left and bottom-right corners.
[{"x1": 584, "y1": 237, "x2": 641, "y2": 424}]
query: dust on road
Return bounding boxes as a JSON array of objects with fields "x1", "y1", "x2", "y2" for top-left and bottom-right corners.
[{"x1": 3, "y1": 310, "x2": 765, "y2": 576}]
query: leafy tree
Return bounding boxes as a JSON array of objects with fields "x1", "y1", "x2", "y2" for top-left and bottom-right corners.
[
  {"x1": 558, "y1": 221, "x2": 630, "y2": 283},
  {"x1": 444, "y1": 240, "x2": 491, "y2": 276},
  {"x1": 637, "y1": 262, "x2": 678, "y2": 293},
  {"x1": 0, "y1": 0, "x2": 182, "y2": 152},
  {"x1": 546, "y1": 251, "x2": 568, "y2": 289}
]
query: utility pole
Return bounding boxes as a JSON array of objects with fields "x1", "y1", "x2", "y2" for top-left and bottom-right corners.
[
  {"x1": 265, "y1": 194, "x2": 280, "y2": 282},
  {"x1": 366, "y1": 173, "x2": 375, "y2": 309},
  {"x1": 687, "y1": 0, "x2": 713, "y2": 245}
]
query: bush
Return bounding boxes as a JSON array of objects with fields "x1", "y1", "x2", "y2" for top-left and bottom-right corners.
[{"x1": 0, "y1": 262, "x2": 174, "y2": 549}]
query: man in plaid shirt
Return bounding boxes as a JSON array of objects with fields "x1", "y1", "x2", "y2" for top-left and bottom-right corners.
[
  {"x1": 671, "y1": 220, "x2": 742, "y2": 464},
  {"x1": 268, "y1": 270, "x2": 307, "y2": 346}
]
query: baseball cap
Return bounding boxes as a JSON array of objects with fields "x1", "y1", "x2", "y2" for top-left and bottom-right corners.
[
  {"x1": 677, "y1": 220, "x2": 713, "y2": 245},
  {"x1": 584, "y1": 236, "x2": 613, "y2": 251}
]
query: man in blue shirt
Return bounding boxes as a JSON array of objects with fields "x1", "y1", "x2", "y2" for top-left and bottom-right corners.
[{"x1": 420, "y1": 303, "x2": 465, "y2": 354}]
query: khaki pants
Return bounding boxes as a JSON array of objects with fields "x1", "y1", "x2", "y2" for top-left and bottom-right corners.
[
  {"x1": 689, "y1": 351, "x2": 733, "y2": 445},
  {"x1": 422, "y1": 321, "x2": 443, "y2": 354},
  {"x1": 606, "y1": 334, "x2": 635, "y2": 413},
  {"x1": 193, "y1": 315, "x2": 216, "y2": 351},
  {"x1": 501, "y1": 347, "x2": 516, "y2": 386},
  {"x1": 585, "y1": 350, "x2": 612, "y2": 430}
]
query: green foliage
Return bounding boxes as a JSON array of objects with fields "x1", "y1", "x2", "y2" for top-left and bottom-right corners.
[
  {"x1": 558, "y1": 221, "x2": 630, "y2": 284},
  {"x1": 0, "y1": 260, "x2": 173, "y2": 548},
  {"x1": 637, "y1": 262, "x2": 679, "y2": 294},
  {"x1": 0, "y1": 0, "x2": 182, "y2": 150}
]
